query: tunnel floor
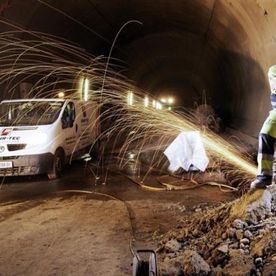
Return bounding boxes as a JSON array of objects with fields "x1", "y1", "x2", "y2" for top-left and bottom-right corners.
[{"x1": 0, "y1": 159, "x2": 235, "y2": 275}]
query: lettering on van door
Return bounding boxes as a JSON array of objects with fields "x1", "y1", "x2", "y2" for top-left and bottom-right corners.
[
  {"x1": 0, "y1": 136, "x2": 20, "y2": 141},
  {"x1": 65, "y1": 136, "x2": 76, "y2": 145},
  {"x1": 0, "y1": 128, "x2": 20, "y2": 141},
  {"x1": 2, "y1": 128, "x2": 13, "y2": 136}
]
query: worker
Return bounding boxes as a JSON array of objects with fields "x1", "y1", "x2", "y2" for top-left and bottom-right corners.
[{"x1": 251, "y1": 64, "x2": 276, "y2": 189}]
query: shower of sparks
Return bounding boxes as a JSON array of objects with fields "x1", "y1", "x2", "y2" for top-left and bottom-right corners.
[{"x1": 0, "y1": 30, "x2": 257, "y2": 189}]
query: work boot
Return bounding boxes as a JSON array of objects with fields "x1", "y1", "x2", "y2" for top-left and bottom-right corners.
[{"x1": 250, "y1": 179, "x2": 271, "y2": 190}]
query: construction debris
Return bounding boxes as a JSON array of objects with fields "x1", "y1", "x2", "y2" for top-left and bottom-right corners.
[{"x1": 158, "y1": 185, "x2": 276, "y2": 275}]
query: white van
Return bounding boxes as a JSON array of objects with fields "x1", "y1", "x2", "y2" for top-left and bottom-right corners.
[{"x1": 0, "y1": 99, "x2": 100, "y2": 179}]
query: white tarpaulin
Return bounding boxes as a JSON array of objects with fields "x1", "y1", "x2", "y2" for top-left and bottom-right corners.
[{"x1": 164, "y1": 131, "x2": 209, "y2": 172}]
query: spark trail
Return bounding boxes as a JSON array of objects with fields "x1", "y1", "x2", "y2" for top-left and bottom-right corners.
[{"x1": 0, "y1": 30, "x2": 257, "y2": 189}]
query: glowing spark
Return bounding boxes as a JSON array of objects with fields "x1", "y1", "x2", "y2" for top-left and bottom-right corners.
[
  {"x1": 0, "y1": 29, "x2": 257, "y2": 189},
  {"x1": 84, "y1": 78, "x2": 89, "y2": 101},
  {"x1": 202, "y1": 134, "x2": 257, "y2": 176},
  {"x1": 168, "y1": 97, "x2": 174, "y2": 104},
  {"x1": 144, "y1": 96, "x2": 149, "y2": 107},
  {"x1": 58, "y1": 91, "x2": 65, "y2": 98},
  {"x1": 127, "y1": 91, "x2": 134, "y2": 106},
  {"x1": 156, "y1": 102, "x2": 162, "y2": 110}
]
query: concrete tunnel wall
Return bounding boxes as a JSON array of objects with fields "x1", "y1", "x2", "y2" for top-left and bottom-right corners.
[{"x1": 1, "y1": 0, "x2": 276, "y2": 141}]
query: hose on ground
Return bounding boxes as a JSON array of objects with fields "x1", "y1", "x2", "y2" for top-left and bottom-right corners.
[{"x1": 125, "y1": 175, "x2": 238, "y2": 192}]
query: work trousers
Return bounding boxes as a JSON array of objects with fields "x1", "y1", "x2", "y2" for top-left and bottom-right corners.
[
  {"x1": 257, "y1": 110, "x2": 276, "y2": 183},
  {"x1": 257, "y1": 133, "x2": 276, "y2": 183}
]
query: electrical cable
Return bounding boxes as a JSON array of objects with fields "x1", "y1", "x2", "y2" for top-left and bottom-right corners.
[
  {"x1": 125, "y1": 174, "x2": 238, "y2": 192},
  {"x1": 87, "y1": 161, "x2": 238, "y2": 192}
]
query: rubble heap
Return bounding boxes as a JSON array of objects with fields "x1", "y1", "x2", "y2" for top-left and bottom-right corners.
[{"x1": 158, "y1": 185, "x2": 276, "y2": 275}]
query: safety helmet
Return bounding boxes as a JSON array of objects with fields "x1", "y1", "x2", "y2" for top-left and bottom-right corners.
[{"x1": 268, "y1": 65, "x2": 276, "y2": 94}]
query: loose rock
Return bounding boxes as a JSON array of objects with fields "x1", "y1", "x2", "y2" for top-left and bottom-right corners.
[
  {"x1": 232, "y1": 219, "x2": 247, "y2": 229},
  {"x1": 222, "y1": 249, "x2": 254, "y2": 275},
  {"x1": 240, "y1": 238, "x2": 250, "y2": 245},
  {"x1": 217, "y1": 244, "x2": 229, "y2": 254},
  {"x1": 164, "y1": 239, "x2": 182, "y2": 253},
  {"x1": 244, "y1": 230, "x2": 253, "y2": 239},
  {"x1": 236, "y1": 230, "x2": 244, "y2": 240},
  {"x1": 159, "y1": 256, "x2": 184, "y2": 276},
  {"x1": 245, "y1": 190, "x2": 272, "y2": 224},
  {"x1": 227, "y1": 228, "x2": 236, "y2": 238},
  {"x1": 222, "y1": 232, "x2": 228, "y2": 240},
  {"x1": 182, "y1": 250, "x2": 211, "y2": 275},
  {"x1": 262, "y1": 259, "x2": 276, "y2": 276},
  {"x1": 240, "y1": 243, "x2": 246, "y2": 250},
  {"x1": 229, "y1": 242, "x2": 239, "y2": 249}
]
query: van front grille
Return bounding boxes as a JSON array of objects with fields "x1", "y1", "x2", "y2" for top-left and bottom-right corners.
[{"x1": 7, "y1": 144, "x2": 26, "y2": 151}]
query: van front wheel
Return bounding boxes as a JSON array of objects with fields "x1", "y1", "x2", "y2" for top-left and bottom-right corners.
[{"x1": 48, "y1": 150, "x2": 65, "y2": 180}]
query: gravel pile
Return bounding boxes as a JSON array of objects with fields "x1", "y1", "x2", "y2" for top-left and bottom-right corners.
[{"x1": 158, "y1": 185, "x2": 276, "y2": 275}]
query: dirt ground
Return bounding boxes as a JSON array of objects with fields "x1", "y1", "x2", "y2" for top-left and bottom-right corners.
[
  {"x1": 0, "y1": 196, "x2": 132, "y2": 276},
  {"x1": 0, "y1": 161, "x2": 236, "y2": 275}
]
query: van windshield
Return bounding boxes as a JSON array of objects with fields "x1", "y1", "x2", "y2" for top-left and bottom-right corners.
[{"x1": 0, "y1": 101, "x2": 64, "y2": 126}]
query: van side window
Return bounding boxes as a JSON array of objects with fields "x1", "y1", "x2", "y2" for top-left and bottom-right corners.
[{"x1": 61, "y1": 102, "x2": 75, "y2": 129}]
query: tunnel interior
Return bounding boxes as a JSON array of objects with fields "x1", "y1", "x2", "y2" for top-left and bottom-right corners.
[{"x1": 1, "y1": 0, "x2": 276, "y2": 140}]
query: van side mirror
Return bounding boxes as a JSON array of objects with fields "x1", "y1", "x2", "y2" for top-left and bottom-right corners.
[{"x1": 61, "y1": 103, "x2": 75, "y2": 129}]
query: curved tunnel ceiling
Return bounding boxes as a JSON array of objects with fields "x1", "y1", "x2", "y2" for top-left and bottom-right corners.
[{"x1": 1, "y1": 0, "x2": 276, "y2": 138}]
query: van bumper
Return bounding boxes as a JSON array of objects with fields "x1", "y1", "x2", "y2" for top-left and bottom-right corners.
[{"x1": 0, "y1": 153, "x2": 54, "y2": 176}]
